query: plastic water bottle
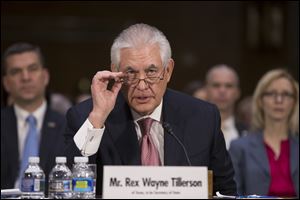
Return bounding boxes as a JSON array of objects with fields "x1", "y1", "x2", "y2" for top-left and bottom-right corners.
[
  {"x1": 72, "y1": 157, "x2": 94, "y2": 199},
  {"x1": 48, "y1": 157, "x2": 72, "y2": 199},
  {"x1": 88, "y1": 164, "x2": 97, "y2": 198},
  {"x1": 21, "y1": 157, "x2": 45, "y2": 199}
]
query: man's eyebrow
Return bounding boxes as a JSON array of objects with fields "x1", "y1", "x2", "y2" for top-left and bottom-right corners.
[
  {"x1": 124, "y1": 65, "x2": 158, "y2": 71},
  {"x1": 28, "y1": 63, "x2": 40, "y2": 68},
  {"x1": 8, "y1": 63, "x2": 39, "y2": 71},
  {"x1": 147, "y1": 64, "x2": 157, "y2": 69},
  {"x1": 124, "y1": 66, "x2": 136, "y2": 71}
]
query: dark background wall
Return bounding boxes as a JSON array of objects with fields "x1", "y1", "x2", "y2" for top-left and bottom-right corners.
[{"x1": 1, "y1": 1, "x2": 299, "y2": 104}]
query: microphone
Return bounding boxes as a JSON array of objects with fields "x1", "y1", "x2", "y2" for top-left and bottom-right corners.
[{"x1": 162, "y1": 122, "x2": 191, "y2": 166}]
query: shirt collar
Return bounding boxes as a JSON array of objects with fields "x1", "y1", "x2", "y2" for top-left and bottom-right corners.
[
  {"x1": 222, "y1": 115, "x2": 235, "y2": 130},
  {"x1": 131, "y1": 100, "x2": 163, "y2": 123},
  {"x1": 14, "y1": 100, "x2": 47, "y2": 126}
]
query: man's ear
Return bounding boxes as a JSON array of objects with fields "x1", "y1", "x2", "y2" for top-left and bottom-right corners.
[
  {"x1": 111, "y1": 64, "x2": 117, "y2": 72},
  {"x1": 43, "y1": 68, "x2": 50, "y2": 86},
  {"x1": 235, "y1": 87, "x2": 241, "y2": 101},
  {"x1": 165, "y1": 59, "x2": 174, "y2": 82},
  {"x1": 3, "y1": 76, "x2": 10, "y2": 93}
]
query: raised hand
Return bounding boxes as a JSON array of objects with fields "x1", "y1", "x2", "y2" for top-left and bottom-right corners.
[{"x1": 88, "y1": 70, "x2": 124, "y2": 128}]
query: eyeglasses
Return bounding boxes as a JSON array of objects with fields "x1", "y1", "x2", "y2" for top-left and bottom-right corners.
[
  {"x1": 262, "y1": 91, "x2": 295, "y2": 101},
  {"x1": 120, "y1": 68, "x2": 165, "y2": 86}
]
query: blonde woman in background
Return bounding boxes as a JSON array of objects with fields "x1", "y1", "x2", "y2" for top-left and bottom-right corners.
[{"x1": 229, "y1": 69, "x2": 299, "y2": 197}]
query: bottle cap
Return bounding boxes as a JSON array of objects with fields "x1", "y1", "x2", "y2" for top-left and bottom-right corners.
[
  {"x1": 56, "y1": 157, "x2": 67, "y2": 163},
  {"x1": 29, "y1": 156, "x2": 40, "y2": 163},
  {"x1": 74, "y1": 156, "x2": 88, "y2": 163}
]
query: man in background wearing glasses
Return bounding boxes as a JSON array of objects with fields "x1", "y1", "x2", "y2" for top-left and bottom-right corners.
[{"x1": 64, "y1": 23, "x2": 237, "y2": 196}]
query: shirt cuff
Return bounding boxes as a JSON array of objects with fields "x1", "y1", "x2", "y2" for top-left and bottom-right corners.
[{"x1": 73, "y1": 118, "x2": 105, "y2": 156}]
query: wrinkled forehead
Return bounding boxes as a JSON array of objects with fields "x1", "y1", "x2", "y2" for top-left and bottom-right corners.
[{"x1": 119, "y1": 45, "x2": 163, "y2": 69}]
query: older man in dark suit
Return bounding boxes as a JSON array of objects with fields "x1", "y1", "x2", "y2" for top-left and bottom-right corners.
[
  {"x1": 64, "y1": 23, "x2": 237, "y2": 196},
  {"x1": 1, "y1": 43, "x2": 65, "y2": 194}
]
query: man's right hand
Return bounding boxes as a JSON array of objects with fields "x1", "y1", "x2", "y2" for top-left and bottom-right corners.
[{"x1": 88, "y1": 70, "x2": 124, "y2": 128}]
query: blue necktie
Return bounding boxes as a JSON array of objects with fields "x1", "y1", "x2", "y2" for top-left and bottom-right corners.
[{"x1": 18, "y1": 115, "x2": 39, "y2": 187}]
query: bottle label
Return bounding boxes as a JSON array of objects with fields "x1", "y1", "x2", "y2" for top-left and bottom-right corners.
[
  {"x1": 21, "y1": 178, "x2": 45, "y2": 192},
  {"x1": 21, "y1": 178, "x2": 34, "y2": 192},
  {"x1": 72, "y1": 177, "x2": 93, "y2": 192},
  {"x1": 49, "y1": 180, "x2": 72, "y2": 192}
]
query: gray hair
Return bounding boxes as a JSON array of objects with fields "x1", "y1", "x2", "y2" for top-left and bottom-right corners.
[{"x1": 111, "y1": 23, "x2": 171, "y2": 69}]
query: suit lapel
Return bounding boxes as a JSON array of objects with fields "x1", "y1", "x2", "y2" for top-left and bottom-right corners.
[
  {"x1": 107, "y1": 90, "x2": 189, "y2": 166},
  {"x1": 3, "y1": 107, "x2": 20, "y2": 185},
  {"x1": 5, "y1": 107, "x2": 20, "y2": 161},
  {"x1": 289, "y1": 135, "x2": 299, "y2": 176},
  {"x1": 109, "y1": 121, "x2": 140, "y2": 165},
  {"x1": 162, "y1": 90, "x2": 188, "y2": 166},
  {"x1": 39, "y1": 108, "x2": 59, "y2": 169},
  {"x1": 163, "y1": 123, "x2": 187, "y2": 165},
  {"x1": 106, "y1": 95, "x2": 140, "y2": 165},
  {"x1": 249, "y1": 133, "x2": 270, "y2": 176}
]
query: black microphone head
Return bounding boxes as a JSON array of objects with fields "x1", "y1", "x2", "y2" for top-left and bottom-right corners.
[{"x1": 162, "y1": 122, "x2": 173, "y2": 133}]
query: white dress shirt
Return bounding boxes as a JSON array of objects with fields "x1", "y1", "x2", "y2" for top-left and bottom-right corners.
[
  {"x1": 14, "y1": 100, "x2": 47, "y2": 188},
  {"x1": 14, "y1": 100, "x2": 47, "y2": 157},
  {"x1": 74, "y1": 101, "x2": 165, "y2": 165},
  {"x1": 221, "y1": 116, "x2": 239, "y2": 150}
]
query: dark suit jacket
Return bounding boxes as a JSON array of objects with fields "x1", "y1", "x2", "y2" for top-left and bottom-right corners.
[
  {"x1": 229, "y1": 132, "x2": 299, "y2": 196},
  {"x1": 1, "y1": 105, "x2": 66, "y2": 193},
  {"x1": 64, "y1": 89, "x2": 237, "y2": 195},
  {"x1": 235, "y1": 120, "x2": 248, "y2": 137}
]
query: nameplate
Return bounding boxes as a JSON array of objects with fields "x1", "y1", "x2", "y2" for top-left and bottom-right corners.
[{"x1": 102, "y1": 166, "x2": 208, "y2": 199}]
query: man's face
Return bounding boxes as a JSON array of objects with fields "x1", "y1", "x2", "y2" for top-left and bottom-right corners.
[
  {"x1": 3, "y1": 52, "x2": 49, "y2": 105},
  {"x1": 206, "y1": 68, "x2": 240, "y2": 112},
  {"x1": 114, "y1": 44, "x2": 174, "y2": 116}
]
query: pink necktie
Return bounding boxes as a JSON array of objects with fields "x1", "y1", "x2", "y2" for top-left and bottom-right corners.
[{"x1": 138, "y1": 118, "x2": 160, "y2": 166}]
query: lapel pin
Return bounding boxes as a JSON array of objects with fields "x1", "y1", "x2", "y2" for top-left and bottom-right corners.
[{"x1": 47, "y1": 122, "x2": 56, "y2": 128}]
